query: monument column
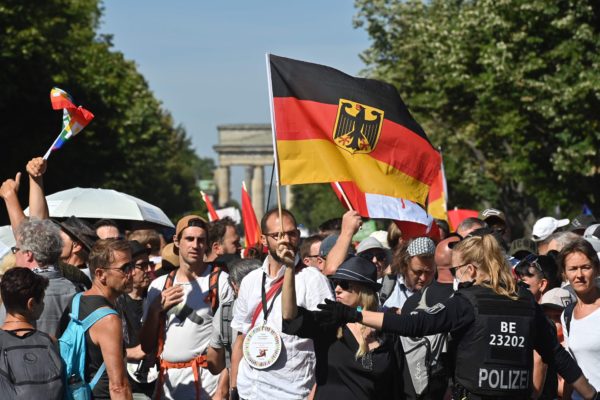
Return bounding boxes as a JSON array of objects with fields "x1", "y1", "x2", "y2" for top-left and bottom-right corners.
[
  {"x1": 252, "y1": 165, "x2": 264, "y2": 219},
  {"x1": 214, "y1": 166, "x2": 230, "y2": 207},
  {"x1": 244, "y1": 166, "x2": 254, "y2": 189}
]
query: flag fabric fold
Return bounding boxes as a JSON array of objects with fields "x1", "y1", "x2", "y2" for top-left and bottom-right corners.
[
  {"x1": 331, "y1": 181, "x2": 439, "y2": 240},
  {"x1": 44, "y1": 87, "x2": 94, "y2": 159},
  {"x1": 201, "y1": 191, "x2": 219, "y2": 222},
  {"x1": 427, "y1": 155, "x2": 448, "y2": 221},
  {"x1": 241, "y1": 182, "x2": 262, "y2": 252},
  {"x1": 447, "y1": 209, "x2": 479, "y2": 232},
  {"x1": 268, "y1": 54, "x2": 441, "y2": 205}
]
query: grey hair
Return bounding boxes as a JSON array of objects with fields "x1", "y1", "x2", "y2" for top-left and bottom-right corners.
[
  {"x1": 228, "y1": 258, "x2": 261, "y2": 287},
  {"x1": 548, "y1": 231, "x2": 579, "y2": 252},
  {"x1": 457, "y1": 218, "x2": 487, "y2": 236},
  {"x1": 17, "y1": 219, "x2": 63, "y2": 266}
]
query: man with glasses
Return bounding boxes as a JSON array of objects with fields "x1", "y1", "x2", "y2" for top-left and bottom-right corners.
[
  {"x1": 116, "y1": 240, "x2": 156, "y2": 398},
  {"x1": 230, "y1": 208, "x2": 333, "y2": 400},
  {"x1": 299, "y1": 234, "x2": 326, "y2": 271},
  {"x1": 140, "y1": 215, "x2": 233, "y2": 400},
  {"x1": 59, "y1": 238, "x2": 134, "y2": 399},
  {"x1": 5, "y1": 218, "x2": 77, "y2": 338}
]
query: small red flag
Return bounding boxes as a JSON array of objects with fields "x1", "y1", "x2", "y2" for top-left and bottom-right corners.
[
  {"x1": 241, "y1": 182, "x2": 262, "y2": 252},
  {"x1": 447, "y1": 209, "x2": 479, "y2": 232},
  {"x1": 201, "y1": 191, "x2": 219, "y2": 222}
]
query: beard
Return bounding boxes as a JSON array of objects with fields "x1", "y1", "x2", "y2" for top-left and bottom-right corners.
[{"x1": 267, "y1": 240, "x2": 297, "y2": 265}]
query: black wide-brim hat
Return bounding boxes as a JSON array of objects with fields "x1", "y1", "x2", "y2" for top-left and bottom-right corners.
[
  {"x1": 52, "y1": 216, "x2": 97, "y2": 252},
  {"x1": 328, "y1": 255, "x2": 382, "y2": 291}
]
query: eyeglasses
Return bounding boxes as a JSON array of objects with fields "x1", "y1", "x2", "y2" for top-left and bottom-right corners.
[
  {"x1": 10, "y1": 246, "x2": 19, "y2": 254},
  {"x1": 134, "y1": 261, "x2": 155, "y2": 271},
  {"x1": 449, "y1": 262, "x2": 471, "y2": 277},
  {"x1": 103, "y1": 262, "x2": 134, "y2": 275},
  {"x1": 330, "y1": 279, "x2": 351, "y2": 291},
  {"x1": 264, "y1": 230, "x2": 300, "y2": 240},
  {"x1": 515, "y1": 254, "x2": 544, "y2": 278},
  {"x1": 359, "y1": 250, "x2": 387, "y2": 262}
]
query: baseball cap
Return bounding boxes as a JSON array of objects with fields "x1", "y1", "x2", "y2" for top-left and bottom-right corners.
[
  {"x1": 509, "y1": 238, "x2": 538, "y2": 259},
  {"x1": 569, "y1": 214, "x2": 597, "y2": 233},
  {"x1": 175, "y1": 215, "x2": 207, "y2": 238},
  {"x1": 356, "y1": 237, "x2": 384, "y2": 254},
  {"x1": 319, "y1": 234, "x2": 355, "y2": 259},
  {"x1": 540, "y1": 288, "x2": 576, "y2": 310},
  {"x1": 479, "y1": 208, "x2": 506, "y2": 225},
  {"x1": 407, "y1": 237, "x2": 435, "y2": 257},
  {"x1": 583, "y1": 224, "x2": 600, "y2": 252},
  {"x1": 369, "y1": 230, "x2": 390, "y2": 249},
  {"x1": 531, "y1": 217, "x2": 570, "y2": 242},
  {"x1": 328, "y1": 256, "x2": 382, "y2": 291}
]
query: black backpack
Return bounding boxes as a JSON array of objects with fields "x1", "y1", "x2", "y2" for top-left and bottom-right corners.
[{"x1": 0, "y1": 328, "x2": 64, "y2": 400}]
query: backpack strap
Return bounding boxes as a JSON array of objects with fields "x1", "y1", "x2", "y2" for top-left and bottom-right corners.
[
  {"x1": 379, "y1": 274, "x2": 397, "y2": 304},
  {"x1": 81, "y1": 307, "x2": 119, "y2": 332},
  {"x1": 69, "y1": 292, "x2": 84, "y2": 320},
  {"x1": 205, "y1": 263, "x2": 225, "y2": 313},
  {"x1": 563, "y1": 301, "x2": 575, "y2": 336},
  {"x1": 156, "y1": 270, "x2": 178, "y2": 360},
  {"x1": 89, "y1": 362, "x2": 106, "y2": 390}
]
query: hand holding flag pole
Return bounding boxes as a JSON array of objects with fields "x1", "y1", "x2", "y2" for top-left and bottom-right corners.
[{"x1": 43, "y1": 87, "x2": 94, "y2": 160}]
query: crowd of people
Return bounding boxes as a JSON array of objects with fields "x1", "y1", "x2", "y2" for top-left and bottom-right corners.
[{"x1": 0, "y1": 157, "x2": 599, "y2": 400}]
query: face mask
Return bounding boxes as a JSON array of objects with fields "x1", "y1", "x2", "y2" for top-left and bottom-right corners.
[{"x1": 453, "y1": 266, "x2": 468, "y2": 291}]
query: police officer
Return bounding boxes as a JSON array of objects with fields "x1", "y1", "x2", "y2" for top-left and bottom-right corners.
[{"x1": 317, "y1": 232, "x2": 599, "y2": 400}]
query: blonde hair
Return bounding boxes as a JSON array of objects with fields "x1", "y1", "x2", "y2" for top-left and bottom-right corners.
[
  {"x1": 336, "y1": 283, "x2": 379, "y2": 358},
  {"x1": 454, "y1": 234, "x2": 518, "y2": 300}
]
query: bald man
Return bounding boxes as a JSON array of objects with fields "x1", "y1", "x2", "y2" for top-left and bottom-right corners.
[{"x1": 434, "y1": 236, "x2": 460, "y2": 284}]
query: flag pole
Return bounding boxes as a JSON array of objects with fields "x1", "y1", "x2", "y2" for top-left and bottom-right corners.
[
  {"x1": 43, "y1": 133, "x2": 61, "y2": 160},
  {"x1": 266, "y1": 52, "x2": 284, "y2": 233},
  {"x1": 333, "y1": 182, "x2": 354, "y2": 211}
]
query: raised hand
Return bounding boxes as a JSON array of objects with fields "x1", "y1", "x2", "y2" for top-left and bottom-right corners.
[
  {"x1": 316, "y1": 298, "x2": 362, "y2": 326},
  {"x1": 26, "y1": 157, "x2": 47, "y2": 179},
  {"x1": 276, "y1": 236, "x2": 296, "y2": 267},
  {"x1": 0, "y1": 172, "x2": 21, "y2": 199}
]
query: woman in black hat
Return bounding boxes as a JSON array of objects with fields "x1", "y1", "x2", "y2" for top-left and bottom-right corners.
[{"x1": 281, "y1": 251, "x2": 400, "y2": 399}]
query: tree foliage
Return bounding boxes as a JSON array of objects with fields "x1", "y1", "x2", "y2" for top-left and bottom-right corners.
[
  {"x1": 354, "y1": 0, "x2": 600, "y2": 232},
  {"x1": 0, "y1": 0, "x2": 210, "y2": 224}
]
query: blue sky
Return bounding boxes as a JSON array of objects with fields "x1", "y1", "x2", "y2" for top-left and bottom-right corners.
[{"x1": 100, "y1": 0, "x2": 371, "y2": 201}]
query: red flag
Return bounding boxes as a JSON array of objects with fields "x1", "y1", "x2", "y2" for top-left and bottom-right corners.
[
  {"x1": 241, "y1": 182, "x2": 262, "y2": 251},
  {"x1": 201, "y1": 191, "x2": 219, "y2": 222},
  {"x1": 427, "y1": 154, "x2": 448, "y2": 221},
  {"x1": 331, "y1": 181, "x2": 440, "y2": 240},
  {"x1": 447, "y1": 209, "x2": 479, "y2": 232}
]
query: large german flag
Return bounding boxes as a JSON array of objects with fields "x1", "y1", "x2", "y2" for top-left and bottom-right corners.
[{"x1": 268, "y1": 54, "x2": 441, "y2": 205}]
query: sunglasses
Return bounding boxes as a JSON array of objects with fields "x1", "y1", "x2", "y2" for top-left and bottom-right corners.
[
  {"x1": 515, "y1": 254, "x2": 544, "y2": 278},
  {"x1": 359, "y1": 250, "x2": 387, "y2": 262},
  {"x1": 449, "y1": 262, "x2": 471, "y2": 277},
  {"x1": 134, "y1": 261, "x2": 156, "y2": 271},
  {"x1": 103, "y1": 262, "x2": 135, "y2": 274},
  {"x1": 330, "y1": 279, "x2": 351, "y2": 291}
]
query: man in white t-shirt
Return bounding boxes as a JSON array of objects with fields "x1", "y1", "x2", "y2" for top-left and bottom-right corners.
[
  {"x1": 140, "y1": 215, "x2": 233, "y2": 400},
  {"x1": 230, "y1": 208, "x2": 333, "y2": 400}
]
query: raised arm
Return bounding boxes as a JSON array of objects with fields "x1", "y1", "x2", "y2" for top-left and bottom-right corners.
[
  {"x1": 0, "y1": 172, "x2": 25, "y2": 235},
  {"x1": 277, "y1": 236, "x2": 298, "y2": 321},
  {"x1": 26, "y1": 157, "x2": 49, "y2": 219},
  {"x1": 322, "y1": 210, "x2": 362, "y2": 276}
]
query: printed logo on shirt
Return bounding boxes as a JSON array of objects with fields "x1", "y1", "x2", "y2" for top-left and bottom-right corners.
[{"x1": 425, "y1": 303, "x2": 445, "y2": 314}]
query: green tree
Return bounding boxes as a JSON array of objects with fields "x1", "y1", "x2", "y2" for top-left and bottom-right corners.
[
  {"x1": 354, "y1": 0, "x2": 600, "y2": 233},
  {"x1": 0, "y1": 0, "x2": 212, "y2": 224},
  {"x1": 291, "y1": 184, "x2": 346, "y2": 231}
]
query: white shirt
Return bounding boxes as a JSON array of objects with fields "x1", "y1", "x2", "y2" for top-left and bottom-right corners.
[
  {"x1": 383, "y1": 274, "x2": 415, "y2": 310},
  {"x1": 562, "y1": 306, "x2": 600, "y2": 399},
  {"x1": 231, "y1": 257, "x2": 333, "y2": 400},
  {"x1": 143, "y1": 266, "x2": 234, "y2": 400}
]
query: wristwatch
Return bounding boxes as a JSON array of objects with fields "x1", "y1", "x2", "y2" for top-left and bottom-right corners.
[{"x1": 230, "y1": 386, "x2": 239, "y2": 400}]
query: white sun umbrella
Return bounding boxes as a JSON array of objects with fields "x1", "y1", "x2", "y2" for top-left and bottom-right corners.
[
  {"x1": 25, "y1": 187, "x2": 174, "y2": 228},
  {"x1": 0, "y1": 225, "x2": 16, "y2": 258}
]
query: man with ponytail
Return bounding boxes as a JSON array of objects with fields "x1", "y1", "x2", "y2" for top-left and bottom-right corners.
[{"x1": 317, "y1": 232, "x2": 600, "y2": 400}]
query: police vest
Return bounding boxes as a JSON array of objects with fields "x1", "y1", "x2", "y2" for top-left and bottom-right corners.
[{"x1": 454, "y1": 285, "x2": 536, "y2": 398}]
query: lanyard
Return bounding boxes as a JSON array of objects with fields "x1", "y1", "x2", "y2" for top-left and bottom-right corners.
[{"x1": 261, "y1": 272, "x2": 283, "y2": 323}]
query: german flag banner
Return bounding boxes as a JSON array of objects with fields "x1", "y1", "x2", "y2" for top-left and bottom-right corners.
[{"x1": 267, "y1": 54, "x2": 441, "y2": 205}]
